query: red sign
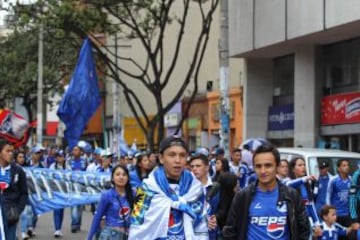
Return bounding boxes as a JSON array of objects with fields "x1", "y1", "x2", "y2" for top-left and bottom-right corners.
[{"x1": 321, "y1": 92, "x2": 360, "y2": 125}]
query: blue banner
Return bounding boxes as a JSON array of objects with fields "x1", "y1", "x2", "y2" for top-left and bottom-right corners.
[
  {"x1": 57, "y1": 38, "x2": 101, "y2": 149},
  {"x1": 267, "y1": 104, "x2": 294, "y2": 131},
  {"x1": 24, "y1": 168, "x2": 111, "y2": 215}
]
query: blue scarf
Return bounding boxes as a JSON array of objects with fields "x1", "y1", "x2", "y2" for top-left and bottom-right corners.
[{"x1": 154, "y1": 166, "x2": 193, "y2": 199}]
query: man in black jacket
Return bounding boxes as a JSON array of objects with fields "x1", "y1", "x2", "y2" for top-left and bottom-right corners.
[
  {"x1": 222, "y1": 144, "x2": 310, "y2": 240},
  {"x1": 0, "y1": 139, "x2": 28, "y2": 240}
]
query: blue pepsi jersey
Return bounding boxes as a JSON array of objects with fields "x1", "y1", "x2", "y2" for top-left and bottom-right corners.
[
  {"x1": 0, "y1": 165, "x2": 11, "y2": 186},
  {"x1": 315, "y1": 174, "x2": 332, "y2": 214},
  {"x1": 317, "y1": 222, "x2": 347, "y2": 240},
  {"x1": 70, "y1": 157, "x2": 87, "y2": 171},
  {"x1": 168, "y1": 183, "x2": 185, "y2": 239},
  {"x1": 87, "y1": 188, "x2": 131, "y2": 240},
  {"x1": 285, "y1": 177, "x2": 320, "y2": 225},
  {"x1": 238, "y1": 164, "x2": 249, "y2": 188},
  {"x1": 248, "y1": 186, "x2": 290, "y2": 240},
  {"x1": 326, "y1": 175, "x2": 351, "y2": 216}
]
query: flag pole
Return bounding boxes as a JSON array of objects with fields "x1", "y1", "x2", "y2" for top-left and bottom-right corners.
[{"x1": 101, "y1": 102, "x2": 108, "y2": 149}]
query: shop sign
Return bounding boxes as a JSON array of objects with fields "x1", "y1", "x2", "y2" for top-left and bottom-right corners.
[
  {"x1": 321, "y1": 92, "x2": 360, "y2": 125},
  {"x1": 164, "y1": 113, "x2": 180, "y2": 127},
  {"x1": 267, "y1": 104, "x2": 294, "y2": 131}
]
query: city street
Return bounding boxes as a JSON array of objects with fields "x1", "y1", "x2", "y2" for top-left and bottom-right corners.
[{"x1": 20, "y1": 208, "x2": 93, "y2": 240}]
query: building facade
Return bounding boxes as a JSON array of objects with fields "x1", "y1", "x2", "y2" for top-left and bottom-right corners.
[
  {"x1": 229, "y1": 0, "x2": 360, "y2": 151},
  {"x1": 105, "y1": 1, "x2": 245, "y2": 149}
]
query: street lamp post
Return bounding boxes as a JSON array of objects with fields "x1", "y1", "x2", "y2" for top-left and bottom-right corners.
[
  {"x1": 36, "y1": 23, "x2": 43, "y2": 146},
  {"x1": 219, "y1": 0, "x2": 230, "y2": 158}
]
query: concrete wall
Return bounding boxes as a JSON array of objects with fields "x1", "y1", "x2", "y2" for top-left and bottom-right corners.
[
  {"x1": 293, "y1": 46, "x2": 317, "y2": 147},
  {"x1": 244, "y1": 59, "x2": 273, "y2": 139},
  {"x1": 229, "y1": 0, "x2": 360, "y2": 56}
]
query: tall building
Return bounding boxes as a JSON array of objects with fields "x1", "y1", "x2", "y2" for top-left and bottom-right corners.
[{"x1": 229, "y1": 0, "x2": 360, "y2": 151}]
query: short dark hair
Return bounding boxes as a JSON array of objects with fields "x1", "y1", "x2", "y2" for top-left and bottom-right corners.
[
  {"x1": 337, "y1": 158, "x2": 349, "y2": 168},
  {"x1": 320, "y1": 204, "x2": 336, "y2": 218},
  {"x1": 232, "y1": 148, "x2": 241, "y2": 154},
  {"x1": 189, "y1": 154, "x2": 209, "y2": 165},
  {"x1": 0, "y1": 139, "x2": 13, "y2": 151},
  {"x1": 252, "y1": 144, "x2": 280, "y2": 166}
]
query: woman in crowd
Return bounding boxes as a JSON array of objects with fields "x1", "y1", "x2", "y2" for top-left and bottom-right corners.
[
  {"x1": 49, "y1": 150, "x2": 71, "y2": 238},
  {"x1": 129, "y1": 152, "x2": 152, "y2": 188},
  {"x1": 286, "y1": 157, "x2": 321, "y2": 237},
  {"x1": 277, "y1": 159, "x2": 290, "y2": 182},
  {"x1": 87, "y1": 165, "x2": 134, "y2": 240},
  {"x1": 15, "y1": 151, "x2": 27, "y2": 167},
  {"x1": 213, "y1": 158, "x2": 230, "y2": 181},
  {"x1": 215, "y1": 172, "x2": 238, "y2": 230}
]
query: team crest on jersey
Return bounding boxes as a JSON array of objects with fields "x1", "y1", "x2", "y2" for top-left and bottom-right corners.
[{"x1": 276, "y1": 201, "x2": 287, "y2": 213}]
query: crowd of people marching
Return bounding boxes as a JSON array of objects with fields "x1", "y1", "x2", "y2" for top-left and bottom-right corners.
[{"x1": 1, "y1": 135, "x2": 360, "y2": 239}]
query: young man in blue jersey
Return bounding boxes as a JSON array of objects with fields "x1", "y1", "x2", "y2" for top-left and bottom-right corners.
[
  {"x1": 326, "y1": 159, "x2": 354, "y2": 240},
  {"x1": 189, "y1": 153, "x2": 219, "y2": 239},
  {"x1": 0, "y1": 140, "x2": 28, "y2": 240},
  {"x1": 222, "y1": 144, "x2": 310, "y2": 240},
  {"x1": 69, "y1": 144, "x2": 87, "y2": 233},
  {"x1": 315, "y1": 161, "x2": 332, "y2": 215}
]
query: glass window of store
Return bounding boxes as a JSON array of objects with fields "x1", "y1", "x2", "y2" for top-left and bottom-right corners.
[
  {"x1": 323, "y1": 39, "x2": 360, "y2": 95},
  {"x1": 273, "y1": 55, "x2": 294, "y2": 105}
]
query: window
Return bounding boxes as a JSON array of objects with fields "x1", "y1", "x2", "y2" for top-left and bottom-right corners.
[
  {"x1": 323, "y1": 39, "x2": 360, "y2": 91},
  {"x1": 273, "y1": 55, "x2": 294, "y2": 97}
]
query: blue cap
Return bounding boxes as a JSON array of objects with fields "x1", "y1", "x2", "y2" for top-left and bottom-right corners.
[
  {"x1": 55, "y1": 150, "x2": 65, "y2": 157},
  {"x1": 93, "y1": 147, "x2": 103, "y2": 155},
  {"x1": 195, "y1": 147, "x2": 209, "y2": 157}
]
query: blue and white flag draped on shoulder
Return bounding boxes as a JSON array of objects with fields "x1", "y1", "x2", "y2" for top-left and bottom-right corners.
[
  {"x1": 57, "y1": 38, "x2": 101, "y2": 150},
  {"x1": 129, "y1": 167, "x2": 209, "y2": 240}
]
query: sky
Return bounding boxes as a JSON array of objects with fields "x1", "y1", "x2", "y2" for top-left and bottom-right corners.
[{"x1": 0, "y1": 0, "x2": 35, "y2": 26}]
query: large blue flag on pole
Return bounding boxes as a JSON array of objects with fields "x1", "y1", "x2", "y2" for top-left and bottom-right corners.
[{"x1": 57, "y1": 38, "x2": 101, "y2": 149}]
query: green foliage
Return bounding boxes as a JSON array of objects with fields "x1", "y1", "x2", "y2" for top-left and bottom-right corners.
[{"x1": 0, "y1": 28, "x2": 77, "y2": 112}]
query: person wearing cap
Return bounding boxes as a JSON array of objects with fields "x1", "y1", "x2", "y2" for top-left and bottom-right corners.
[
  {"x1": 49, "y1": 150, "x2": 71, "y2": 238},
  {"x1": 314, "y1": 161, "x2": 332, "y2": 215},
  {"x1": 98, "y1": 149, "x2": 114, "y2": 174},
  {"x1": 20, "y1": 146, "x2": 45, "y2": 239},
  {"x1": 0, "y1": 140, "x2": 28, "y2": 240},
  {"x1": 129, "y1": 136, "x2": 209, "y2": 239},
  {"x1": 86, "y1": 147, "x2": 103, "y2": 173},
  {"x1": 69, "y1": 144, "x2": 87, "y2": 234},
  {"x1": 45, "y1": 146, "x2": 57, "y2": 168}
]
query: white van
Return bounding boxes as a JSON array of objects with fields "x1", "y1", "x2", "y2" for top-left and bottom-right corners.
[{"x1": 278, "y1": 147, "x2": 360, "y2": 176}]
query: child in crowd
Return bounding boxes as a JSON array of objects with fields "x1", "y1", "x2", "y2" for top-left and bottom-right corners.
[{"x1": 317, "y1": 205, "x2": 359, "y2": 240}]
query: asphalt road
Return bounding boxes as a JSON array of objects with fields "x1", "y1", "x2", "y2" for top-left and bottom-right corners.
[{"x1": 18, "y1": 207, "x2": 93, "y2": 240}]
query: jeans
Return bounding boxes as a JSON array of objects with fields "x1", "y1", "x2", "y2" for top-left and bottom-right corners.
[
  {"x1": 99, "y1": 227, "x2": 128, "y2": 240},
  {"x1": 71, "y1": 205, "x2": 83, "y2": 230},
  {"x1": 20, "y1": 205, "x2": 37, "y2": 232},
  {"x1": 7, "y1": 223, "x2": 17, "y2": 240},
  {"x1": 53, "y1": 209, "x2": 64, "y2": 231}
]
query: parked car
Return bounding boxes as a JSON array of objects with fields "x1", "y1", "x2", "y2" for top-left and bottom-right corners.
[{"x1": 278, "y1": 147, "x2": 360, "y2": 176}]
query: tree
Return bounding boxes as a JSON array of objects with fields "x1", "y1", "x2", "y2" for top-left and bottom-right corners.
[
  {"x1": 14, "y1": 0, "x2": 220, "y2": 151},
  {"x1": 0, "y1": 27, "x2": 77, "y2": 122}
]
